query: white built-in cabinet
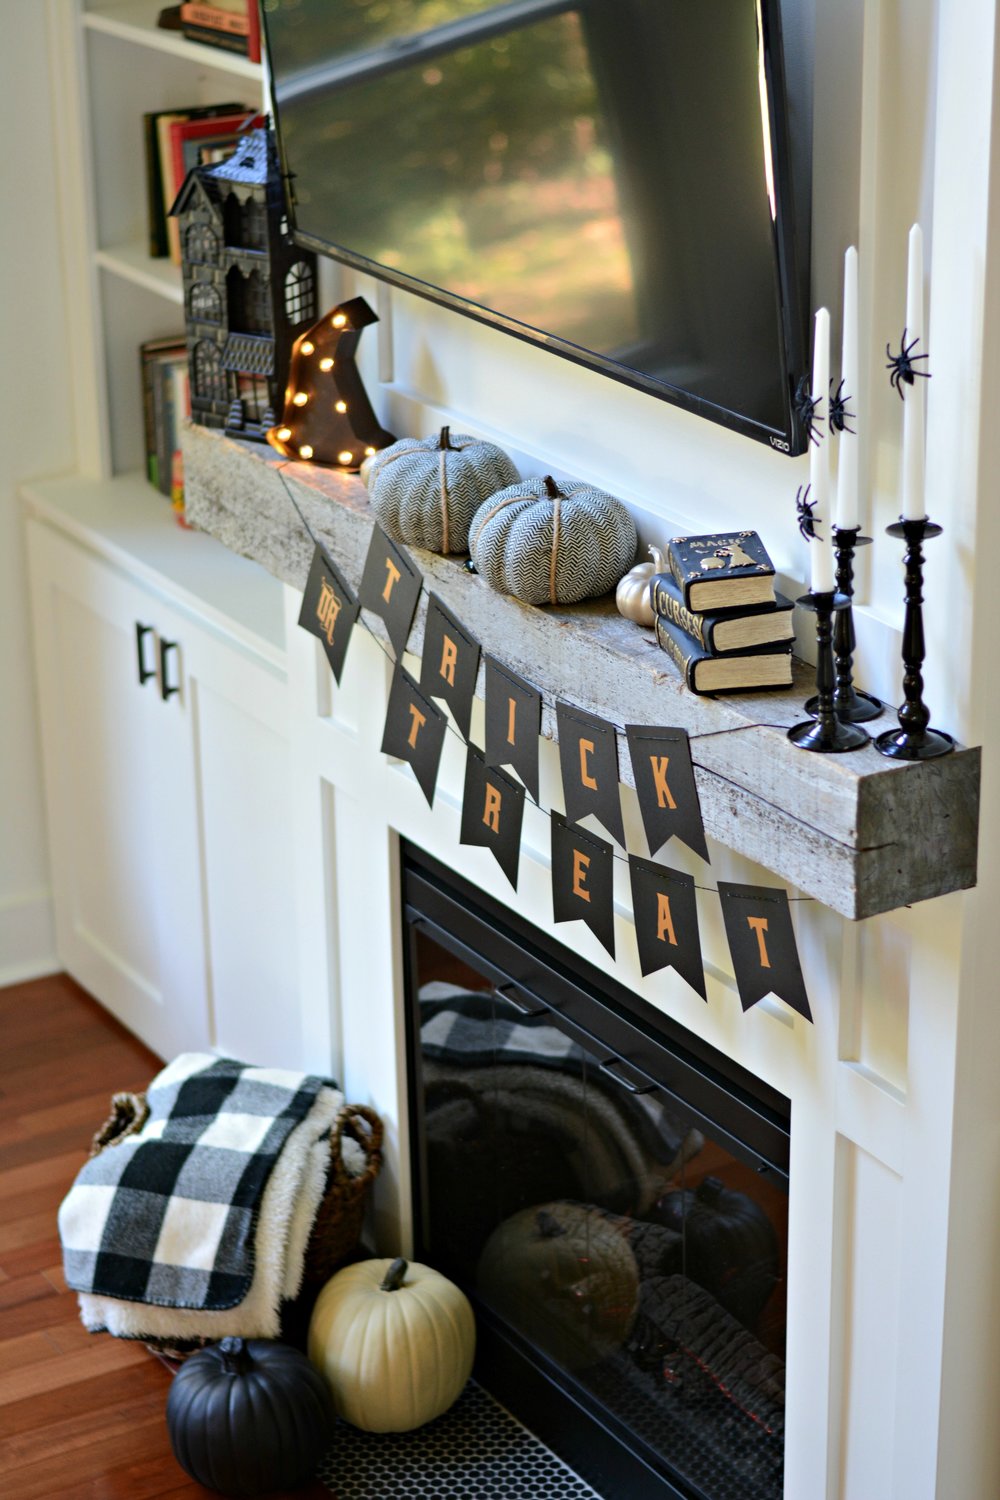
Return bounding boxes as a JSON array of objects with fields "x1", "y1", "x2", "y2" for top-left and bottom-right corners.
[{"x1": 25, "y1": 4, "x2": 309, "y2": 1064}]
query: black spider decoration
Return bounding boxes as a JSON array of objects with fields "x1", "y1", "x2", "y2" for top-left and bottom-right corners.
[
  {"x1": 829, "y1": 378, "x2": 856, "y2": 435},
  {"x1": 796, "y1": 484, "x2": 820, "y2": 541},
  {"x1": 794, "y1": 375, "x2": 822, "y2": 446},
  {"x1": 886, "y1": 327, "x2": 931, "y2": 398}
]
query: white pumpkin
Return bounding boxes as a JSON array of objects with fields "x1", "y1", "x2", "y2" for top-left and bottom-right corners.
[
  {"x1": 361, "y1": 426, "x2": 519, "y2": 554},
  {"x1": 616, "y1": 544, "x2": 668, "y2": 626},
  {"x1": 307, "y1": 1256, "x2": 475, "y2": 1432}
]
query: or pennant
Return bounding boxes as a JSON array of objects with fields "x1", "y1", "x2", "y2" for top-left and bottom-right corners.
[
  {"x1": 419, "y1": 594, "x2": 481, "y2": 740},
  {"x1": 460, "y1": 745, "x2": 525, "y2": 890},
  {"x1": 717, "y1": 882, "x2": 812, "y2": 1021},
  {"x1": 380, "y1": 664, "x2": 447, "y2": 808},
  {"x1": 556, "y1": 702, "x2": 626, "y2": 846},
  {"x1": 628, "y1": 856, "x2": 706, "y2": 997},
  {"x1": 358, "y1": 524, "x2": 422, "y2": 658},
  {"x1": 297, "y1": 543, "x2": 360, "y2": 683},
  {"x1": 484, "y1": 655, "x2": 542, "y2": 804},
  {"x1": 550, "y1": 813, "x2": 615, "y2": 958},
  {"x1": 625, "y1": 724, "x2": 709, "y2": 863}
]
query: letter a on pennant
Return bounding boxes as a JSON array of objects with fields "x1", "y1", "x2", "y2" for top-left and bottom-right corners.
[{"x1": 628, "y1": 854, "x2": 705, "y2": 996}]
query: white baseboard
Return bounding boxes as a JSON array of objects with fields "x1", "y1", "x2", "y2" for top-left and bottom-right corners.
[{"x1": 0, "y1": 888, "x2": 58, "y2": 987}]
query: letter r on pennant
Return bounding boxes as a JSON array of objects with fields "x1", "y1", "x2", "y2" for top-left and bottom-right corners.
[
  {"x1": 440, "y1": 634, "x2": 458, "y2": 687},
  {"x1": 482, "y1": 782, "x2": 502, "y2": 834}
]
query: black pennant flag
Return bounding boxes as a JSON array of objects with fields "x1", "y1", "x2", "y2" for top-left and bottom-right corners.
[
  {"x1": 551, "y1": 813, "x2": 615, "y2": 959},
  {"x1": 628, "y1": 856, "x2": 706, "y2": 997},
  {"x1": 460, "y1": 745, "x2": 525, "y2": 890},
  {"x1": 625, "y1": 724, "x2": 709, "y2": 863},
  {"x1": 380, "y1": 664, "x2": 447, "y2": 808},
  {"x1": 717, "y1": 882, "x2": 812, "y2": 1021},
  {"x1": 556, "y1": 702, "x2": 626, "y2": 847},
  {"x1": 484, "y1": 655, "x2": 542, "y2": 804},
  {"x1": 420, "y1": 594, "x2": 481, "y2": 740},
  {"x1": 298, "y1": 543, "x2": 360, "y2": 683},
  {"x1": 358, "y1": 524, "x2": 422, "y2": 658}
]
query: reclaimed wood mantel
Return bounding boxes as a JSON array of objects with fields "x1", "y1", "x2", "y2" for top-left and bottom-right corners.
[{"x1": 183, "y1": 424, "x2": 980, "y2": 920}]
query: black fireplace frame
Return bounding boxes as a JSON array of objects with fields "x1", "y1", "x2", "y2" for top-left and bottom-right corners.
[{"x1": 401, "y1": 841, "x2": 791, "y2": 1500}]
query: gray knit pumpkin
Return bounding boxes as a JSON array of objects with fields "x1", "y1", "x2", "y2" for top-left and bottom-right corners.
[
  {"x1": 361, "y1": 426, "x2": 519, "y2": 555},
  {"x1": 468, "y1": 475, "x2": 638, "y2": 606}
]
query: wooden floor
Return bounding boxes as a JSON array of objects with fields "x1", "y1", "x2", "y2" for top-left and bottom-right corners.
[{"x1": 0, "y1": 973, "x2": 329, "y2": 1499}]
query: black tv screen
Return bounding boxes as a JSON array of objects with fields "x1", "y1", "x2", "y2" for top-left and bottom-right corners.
[{"x1": 264, "y1": 0, "x2": 809, "y2": 454}]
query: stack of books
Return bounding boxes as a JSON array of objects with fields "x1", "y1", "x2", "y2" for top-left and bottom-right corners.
[
  {"x1": 143, "y1": 103, "x2": 254, "y2": 262},
  {"x1": 650, "y1": 532, "x2": 795, "y2": 694},
  {"x1": 176, "y1": 2, "x2": 261, "y2": 61},
  {"x1": 140, "y1": 337, "x2": 190, "y2": 520}
]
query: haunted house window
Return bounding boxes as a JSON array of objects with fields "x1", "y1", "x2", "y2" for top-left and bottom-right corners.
[
  {"x1": 189, "y1": 282, "x2": 221, "y2": 323},
  {"x1": 226, "y1": 265, "x2": 270, "y2": 334},
  {"x1": 237, "y1": 374, "x2": 270, "y2": 422},
  {"x1": 223, "y1": 190, "x2": 266, "y2": 251},
  {"x1": 186, "y1": 223, "x2": 218, "y2": 265},
  {"x1": 193, "y1": 340, "x2": 226, "y2": 402},
  {"x1": 284, "y1": 261, "x2": 315, "y2": 326}
]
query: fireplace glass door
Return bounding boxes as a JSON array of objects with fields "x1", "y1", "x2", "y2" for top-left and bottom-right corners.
[{"x1": 404, "y1": 849, "x2": 790, "y2": 1500}]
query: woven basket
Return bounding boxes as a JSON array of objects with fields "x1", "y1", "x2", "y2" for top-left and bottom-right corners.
[{"x1": 89, "y1": 1092, "x2": 383, "y2": 1290}]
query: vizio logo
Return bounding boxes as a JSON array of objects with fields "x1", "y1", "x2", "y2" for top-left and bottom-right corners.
[{"x1": 769, "y1": 435, "x2": 791, "y2": 452}]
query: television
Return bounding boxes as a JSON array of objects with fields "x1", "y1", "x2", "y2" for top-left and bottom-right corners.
[{"x1": 263, "y1": 0, "x2": 810, "y2": 455}]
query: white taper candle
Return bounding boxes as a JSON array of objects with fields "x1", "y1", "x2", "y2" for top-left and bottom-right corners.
[
  {"x1": 835, "y1": 246, "x2": 860, "y2": 531},
  {"x1": 901, "y1": 223, "x2": 926, "y2": 521},
  {"x1": 809, "y1": 307, "x2": 835, "y2": 593}
]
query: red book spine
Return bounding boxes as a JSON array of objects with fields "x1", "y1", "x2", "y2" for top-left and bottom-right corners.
[{"x1": 247, "y1": 0, "x2": 261, "y2": 64}]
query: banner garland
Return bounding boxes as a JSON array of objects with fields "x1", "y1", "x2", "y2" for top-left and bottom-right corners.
[{"x1": 284, "y1": 475, "x2": 813, "y2": 1023}]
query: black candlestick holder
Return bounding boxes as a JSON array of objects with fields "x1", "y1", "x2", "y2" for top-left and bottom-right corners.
[
  {"x1": 789, "y1": 591, "x2": 871, "y2": 753},
  {"x1": 805, "y1": 528, "x2": 882, "y2": 722},
  {"x1": 875, "y1": 517, "x2": 955, "y2": 760}
]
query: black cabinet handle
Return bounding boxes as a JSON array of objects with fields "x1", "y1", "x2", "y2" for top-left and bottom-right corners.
[
  {"x1": 598, "y1": 1057, "x2": 657, "y2": 1096},
  {"x1": 159, "y1": 638, "x2": 180, "y2": 701},
  {"x1": 494, "y1": 981, "x2": 545, "y2": 1019},
  {"x1": 135, "y1": 623, "x2": 156, "y2": 686}
]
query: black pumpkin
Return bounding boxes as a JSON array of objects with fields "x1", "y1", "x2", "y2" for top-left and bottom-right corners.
[
  {"x1": 166, "y1": 1336, "x2": 335, "y2": 1497},
  {"x1": 649, "y1": 1176, "x2": 780, "y2": 1330}
]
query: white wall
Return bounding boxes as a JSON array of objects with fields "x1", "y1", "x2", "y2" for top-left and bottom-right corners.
[{"x1": 0, "y1": 5, "x2": 74, "y2": 982}]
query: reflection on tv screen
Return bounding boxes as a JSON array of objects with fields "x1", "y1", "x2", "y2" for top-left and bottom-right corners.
[{"x1": 266, "y1": 0, "x2": 802, "y2": 441}]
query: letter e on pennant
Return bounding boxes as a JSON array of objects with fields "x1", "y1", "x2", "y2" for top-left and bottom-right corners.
[{"x1": 573, "y1": 849, "x2": 591, "y2": 902}]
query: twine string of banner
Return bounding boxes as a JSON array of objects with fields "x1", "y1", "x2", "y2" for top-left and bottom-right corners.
[{"x1": 275, "y1": 464, "x2": 814, "y2": 901}]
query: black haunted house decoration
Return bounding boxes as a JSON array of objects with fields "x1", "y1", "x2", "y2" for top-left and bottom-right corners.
[{"x1": 170, "y1": 126, "x2": 317, "y2": 441}]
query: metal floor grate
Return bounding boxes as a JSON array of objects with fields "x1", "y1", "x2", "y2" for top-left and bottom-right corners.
[{"x1": 318, "y1": 1380, "x2": 602, "y2": 1499}]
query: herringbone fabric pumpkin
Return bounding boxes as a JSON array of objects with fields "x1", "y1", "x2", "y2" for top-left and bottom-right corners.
[
  {"x1": 469, "y1": 475, "x2": 638, "y2": 606},
  {"x1": 362, "y1": 426, "x2": 518, "y2": 555}
]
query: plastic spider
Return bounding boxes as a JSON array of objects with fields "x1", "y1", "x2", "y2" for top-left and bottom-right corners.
[
  {"x1": 829, "y1": 378, "x2": 856, "y2": 435},
  {"x1": 794, "y1": 376, "x2": 822, "y2": 446},
  {"x1": 886, "y1": 328, "x2": 931, "y2": 398},
  {"x1": 796, "y1": 484, "x2": 820, "y2": 542}
]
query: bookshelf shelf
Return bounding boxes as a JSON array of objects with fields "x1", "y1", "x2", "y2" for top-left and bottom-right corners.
[
  {"x1": 83, "y1": 2, "x2": 262, "y2": 82},
  {"x1": 95, "y1": 242, "x2": 185, "y2": 304}
]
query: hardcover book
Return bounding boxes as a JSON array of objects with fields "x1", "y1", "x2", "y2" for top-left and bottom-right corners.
[
  {"x1": 654, "y1": 614, "x2": 793, "y2": 694},
  {"x1": 667, "y1": 531, "x2": 776, "y2": 611},
  {"x1": 651, "y1": 572, "x2": 795, "y2": 654}
]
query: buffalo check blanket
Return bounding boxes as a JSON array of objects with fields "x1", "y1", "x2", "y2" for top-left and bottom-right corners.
[{"x1": 59, "y1": 1053, "x2": 340, "y2": 1321}]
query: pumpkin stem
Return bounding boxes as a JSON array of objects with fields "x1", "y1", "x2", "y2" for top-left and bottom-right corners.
[
  {"x1": 697, "y1": 1176, "x2": 724, "y2": 1205},
  {"x1": 219, "y1": 1336, "x2": 253, "y2": 1373},
  {"x1": 542, "y1": 475, "x2": 561, "y2": 499},
  {"x1": 380, "y1": 1257, "x2": 409, "y2": 1292},
  {"x1": 439, "y1": 426, "x2": 457, "y2": 451},
  {"x1": 536, "y1": 1210, "x2": 566, "y2": 1239}
]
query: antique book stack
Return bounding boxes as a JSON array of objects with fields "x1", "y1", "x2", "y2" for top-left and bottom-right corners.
[{"x1": 651, "y1": 532, "x2": 795, "y2": 694}]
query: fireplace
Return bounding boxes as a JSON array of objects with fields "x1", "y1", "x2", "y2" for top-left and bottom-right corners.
[{"x1": 402, "y1": 844, "x2": 791, "y2": 1500}]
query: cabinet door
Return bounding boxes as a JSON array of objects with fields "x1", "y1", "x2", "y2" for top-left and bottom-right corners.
[
  {"x1": 27, "y1": 523, "x2": 209, "y2": 1058},
  {"x1": 174, "y1": 612, "x2": 302, "y2": 1070}
]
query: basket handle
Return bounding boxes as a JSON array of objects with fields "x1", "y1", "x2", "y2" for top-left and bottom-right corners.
[{"x1": 327, "y1": 1103, "x2": 383, "y2": 1190}]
